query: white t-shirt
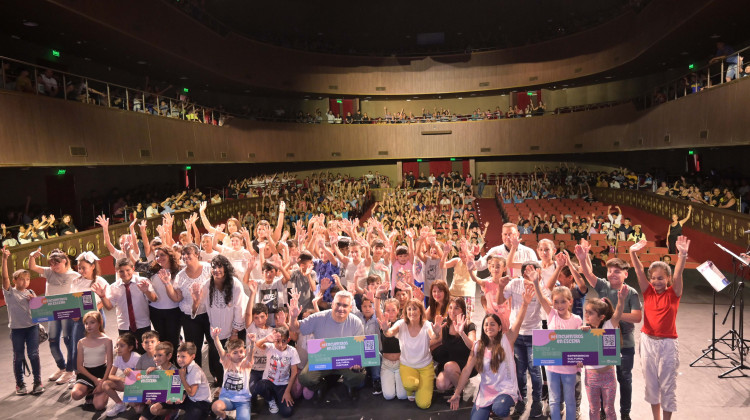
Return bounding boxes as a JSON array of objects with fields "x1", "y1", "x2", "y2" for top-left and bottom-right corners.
[
  {"x1": 174, "y1": 263, "x2": 211, "y2": 316},
  {"x1": 262, "y1": 343, "x2": 300, "y2": 385},
  {"x1": 474, "y1": 243, "x2": 538, "y2": 275},
  {"x1": 43, "y1": 267, "x2": 78, "y2": 296},
  {"x1": 114, "y1": 352, "x2": 141, "y2": 376},
  {"x1": 148, "y1": 273, "x2": 180, "y2": 310},
  {"x1": 195, "y1": 277, "x2": 247, "y2": 340},
  {"x1": 394, "y1": 319, "x2": 434, "y2": 369},
  {"x1": 200, "y1": 249, "x2": 220, "y2": 263},
  {"x1": 474, "y1": 335, "x2": 518, "y2": 408},
  {"x1": 503, "y1": 278, "x2": 547, "y2": 336},
  {"x1": 247, "y1": 323, "x2": 273, "y2": 371}
]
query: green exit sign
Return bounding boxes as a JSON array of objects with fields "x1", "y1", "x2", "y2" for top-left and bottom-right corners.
[
  {"x1": 57, "y1": 169, "x2": 66, "y2": 175},
  {"x1": 688, "y1": 64, "x2": 695, "y2": 70},
  {"x1": 52, "y1": 49, "x2": 60, "y2": 57},
  {"x1": 183, "y1": 87, "x2": 189, "y2": 93},
  {"x1": 336, "y1": 99, "x2": 342, "y2": 104},
  {"x1": 185, "y1": 166, "x2": 192, "y2": 170},
  {"x1": 450, "y1": 158, "x2": 456, "y2": 161}
]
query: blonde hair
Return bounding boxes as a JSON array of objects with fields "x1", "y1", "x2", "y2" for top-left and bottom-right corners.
[
  {"x1": 82, "y1": 311, "x2": 104, "y2": 332},
  {"x1": 551, "y1": 286, "x2": 573, "y2": 302}
]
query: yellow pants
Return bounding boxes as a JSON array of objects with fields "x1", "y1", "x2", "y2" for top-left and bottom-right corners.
[{"x1": 399, "y1": 363, "x2": 435, "y2": 409}]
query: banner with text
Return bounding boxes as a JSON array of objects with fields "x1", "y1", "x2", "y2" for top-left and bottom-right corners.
[
  {"x1": 532, "y1": 329, "x2": 621, "y2": 366},
  {"x1": 307, "y1": 335, "x2": 380, "y2": 371},
  {"x1": 30, "y1": 291, "x2": 96, "y2": 323},
  {"x1": 123, "y1": 370, "x2": 184, "y2": 403}
]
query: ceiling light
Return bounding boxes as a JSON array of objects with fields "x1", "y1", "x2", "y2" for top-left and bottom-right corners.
[
  {"x1": 137, "y1": 60, "x2": 147, "y2": 65},
  {"x1": 604, "y1": 76, "x2": 613, "y2": 79},
  {"x1": 83, "y1": 57, "x2": 91, "y2": 61},
  {"x1": 710, "y1": 34, "x2": 721, "y2": 39},
  {"x1": 179, "y1": 76, "x2": 189, "y2": 80},
  {"x1": 406, "y1": 99, "x2": 411, "y2": 102},
  {"x1": 23, "y1": 21, "x2": 38, "y2": 27},
  {"x1": 11, "y1": 35, "x2": 21, "y2": 40},
  {"x1": 680, "y1": 51, "x2": 689, "y2": 55}
]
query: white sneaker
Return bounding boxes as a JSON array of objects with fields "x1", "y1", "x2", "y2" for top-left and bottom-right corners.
[
  {"x1": 56, "y1": 371, "x2": 74, "y2": 385},
  {"x1": 268, "y1": 400, "x2": 279, "y2": 414},
  {"x1": 105, "y1": 403, "x2": 128, "y2": 417},
  {"x1": 48, "y1": 369, "x2": 65, "y2": 382}
]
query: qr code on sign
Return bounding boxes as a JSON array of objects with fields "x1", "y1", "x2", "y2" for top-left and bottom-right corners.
[
  {"x1": 364, "y1": 340, "x2": 374, "y2": 351},
  {"x1": 603, "y1": 335, "x2": 615, "y2": 347}
]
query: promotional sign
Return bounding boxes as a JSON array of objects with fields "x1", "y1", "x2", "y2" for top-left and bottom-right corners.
[
  {"x1": 123, "y1": 370, "x2": 184, "y2": 403},
  {"x1": 29, "y1": 291, "x2": 96, "y2": 323},
  {"x1": 532, "y1": 328, "x2": 621, "y2": 366},
  {"x1": 307, "y1": 335, "x2": 380, "y2": 371}
]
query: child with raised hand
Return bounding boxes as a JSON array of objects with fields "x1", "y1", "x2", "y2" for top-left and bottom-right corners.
[
  {"x1": 532, "y1": 274, "x2": 582, "y2": 420},
  {"x1": 630, "y1": 236, "x2": 690, "y2": 420},
  {"x1": 70, "y1": 311, "x2": 113, "y2": 411},
  {"x1": 140, "y1": 342, "x2": 178, "y2": 420},
  {"x1": 102, "y1": 332, "x2": 140, "y2": 417},
  {"x1": 211, "y1": 327, "x2": 254, "y2": 420},
  {"x1": 580, "y1": 287, "x2": 628, "y2": 420},
  {"x1": 254, "y1": 327, "x2": 301, "y2": 417},
  {"x1": 149, "y1": 342, "x2": 212, "y2": 420},
  {"x1": 449, "y1": 285, "x2": 536, "y2": 420},
  {"x1": 371, "y1": 292, "x2": 408, "y2": 401},
  {"x1": 470, "y1": 254, "x2": 511, "y2": 334},
  {"x1": 2, "y1": 247, "x2": 44, "y2": 395}
]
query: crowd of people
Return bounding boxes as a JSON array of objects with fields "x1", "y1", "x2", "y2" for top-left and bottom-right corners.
[
  {"x1": 3, "y1": 179, "x2": 694, "y2": 420},
  {"x1": 1, "y1": 64, "x2": 229, "y2": 126}
]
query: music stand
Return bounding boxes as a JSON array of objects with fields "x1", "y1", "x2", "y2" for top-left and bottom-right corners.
[
  {"x1": 714, "y1": 243, "x2": 748, "y2": 378},
  {"x1": 691, "y1": 260, "x2": 737, "y2": 367}
]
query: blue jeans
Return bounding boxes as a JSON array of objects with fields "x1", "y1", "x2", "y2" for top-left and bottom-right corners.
[
  {"x1": 11, "y1": 326, "x2": 41, "y2": 386},
  {"x1": 48, "y1": 319, "x2": 75, "y2": 371},
  {"x1": 514, "y1": 334, "x2": 542, "y2": 403},
  {"x1": 548, "y1": 371, "x2": 576, "y2": 420},
  {"x1": 256, "y1": 379, "x2": 294, "y2": 417},
  {"x1": 477, "y1": 182, "x2": 485, "y2": 197},
  {"x1": 470, "y1": 393, "x2": 515, "y2": 420},
  {"x1": 617, "y1": 347, "x2": 635, "y2": 416},
  {"x1": 219, "y1": 398, "x2": 250, "y2": 420}
]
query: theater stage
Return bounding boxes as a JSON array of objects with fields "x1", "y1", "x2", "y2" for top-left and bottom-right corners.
[{"x1": 0, "y1": 270, "x2": 748, "y2": 419}]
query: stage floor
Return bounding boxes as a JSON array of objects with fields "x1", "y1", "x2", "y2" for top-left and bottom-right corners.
[{"x1": 1, "y1": 273, "x2": 748, "y2": 419}]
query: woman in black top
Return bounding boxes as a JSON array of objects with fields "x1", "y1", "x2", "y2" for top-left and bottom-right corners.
[
  {"x1": 56, "y1": 214, "x2": 78, "y2": 236},
  {"x1": 432, "y1": 297, "x2": 477, "y2": 392},
  {"x1": 667, "y1": 205, "x2": 691, "y2": 253}
]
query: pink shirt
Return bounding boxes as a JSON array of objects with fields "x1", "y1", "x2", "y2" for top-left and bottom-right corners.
[{"x1": 545, "y1": 308, "x2": 582, "y2": 374}]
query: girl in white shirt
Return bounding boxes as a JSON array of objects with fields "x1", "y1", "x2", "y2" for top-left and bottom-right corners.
[
  {"x1": 381, "y1": 298, "x2": 443, "y2": 409},
  {"x1": 449, "y1": 286, "x2": 534, "y2": 420},
  {"x1": 29, "y1": 247, "x2": 79, "y2": 385},
  {"x1": 101, "y1": 332, "x2": 140, "y2": 417}
]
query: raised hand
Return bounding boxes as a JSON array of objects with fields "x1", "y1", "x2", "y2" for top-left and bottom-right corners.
[
  {"x1": 136, "y1": 279, "x2": 151, "y2": 294},
  {"x1": 157, "y1": 269, "x2": 171, "y2": 284},
  {"x1": 618, "y1": 284, "x2": 629, "y2": 301},
  {"x1": 579, "y1": 238, "x2": 591, "y2": 254},
  {"x1": 289, "y1": 297, "x2": 301, "y2": 319},
  {"x1": 91, "y1": 281, "x2": 107, "y2": 298},
  {"x1": 95, "y1": 215, "x2": 109, "y2": 229},
  {"x1": 454, "y1": 313, "x2": 466, "y2": 333},
  {"x1": 675, "y1": 236, "x2": 691, "y2": 255},
  {"x1": 629, "y1": 239, "x2": 647, "y2": 254},
  {"x1": 522, "y1": 284, "x2": 536, "y2": 304},
  {"x1": 276, "y1": 309, "x2": 288, "y2": 326},
  {"x1": 320, "y1": 276, "x2": 332, "y2": 291},
  {"x1": 30, "y1": 247, "x2": 42, "y2": 259},
  {"x1": 434, "y1": 314, "x2": 447, "y2": 330},
  {"x1": 210, "y1": 327, "x2": 221, "y2": 338},
  {"x1": 555, "y1": 251, "x2": 569, "y2": 266},
  {"x1": 199, "y1": 201, "x2": 207, "y2": 212},
  {"x1": 139, "y1": 220, "x2": 148, "y2": 230},
  {"x1": 378, "y1": 314, "x2": 390, "y2": 330}
]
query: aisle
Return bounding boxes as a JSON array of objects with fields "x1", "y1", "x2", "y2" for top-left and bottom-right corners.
[{"x1": 475, "y1": 198, "x2": 504, "y2": 249}]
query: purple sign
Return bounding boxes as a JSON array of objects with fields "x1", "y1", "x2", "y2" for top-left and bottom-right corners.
[{"x1": 332, "y1": 355, "x2": 362, "y2": 369}]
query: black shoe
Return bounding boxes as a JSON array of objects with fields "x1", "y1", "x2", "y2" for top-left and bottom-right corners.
[
  {"x1": 348, "y1": 387, "x2": 360, "y2": 401},
  {"x1": 513, "y1": 400, "x2": 526, "y2": 416},
  {"x1": 621, "y1": 413, "x2": 632, "y2": 420},
  {"x1": 315, "y1": 386, "x2": 327, "y2": 401},
  {"x1": 600, "y1": 411, "x2": 606, "y2": 420},
  {"x1": 372, "y1": 379, "x2": 382, "y2": 395},
  {"x1": 529, "y1": 400, "x2": 544, "y2": 418}
]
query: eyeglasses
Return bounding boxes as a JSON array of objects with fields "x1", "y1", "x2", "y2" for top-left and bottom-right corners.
[{"x1": 48, "y1": 259, "x2": 64, "y2": 265}]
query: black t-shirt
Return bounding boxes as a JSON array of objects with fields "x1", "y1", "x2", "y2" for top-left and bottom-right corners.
[{"x1": 432, "y1": 322, "x2": 477, "y2": 375}]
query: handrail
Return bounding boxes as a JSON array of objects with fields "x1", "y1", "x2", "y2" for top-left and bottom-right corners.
[
  {"x1": 637, "y1": 43, "x2": 750, "y2": 109},
  {"x1": 0, "y1": 55, "x2": 236, "y2": 126}
]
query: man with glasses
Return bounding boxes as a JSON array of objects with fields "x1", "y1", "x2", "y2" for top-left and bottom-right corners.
[{"x1": 289, "y1": 290, "x2": 365, "y2": 401}]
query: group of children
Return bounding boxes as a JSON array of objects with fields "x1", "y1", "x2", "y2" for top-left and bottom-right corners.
[{"x1": 2, "y1": 198, "x2": 690, "y2": 420}]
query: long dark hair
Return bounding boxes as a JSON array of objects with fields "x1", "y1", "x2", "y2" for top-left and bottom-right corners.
[
  {"x1": 427, "y1": 281, "x2": 450, "y2": 321},
  {"x1": 148, "y1": 245, "x2": 180, "y2": 279},
  {"x1": 475, "y1": 313, "x2": 505, "y2": 374},
  {"x1": 209, "y1": 254, "x2": 235, "y2": 307},
  {"x1": 444, "y1": 297, "x2": 469, "y2": 340}
]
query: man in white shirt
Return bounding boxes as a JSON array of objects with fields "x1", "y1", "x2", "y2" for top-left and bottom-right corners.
[{"x1": 469, "y1": 223, "x2": 538, "y2": 274}]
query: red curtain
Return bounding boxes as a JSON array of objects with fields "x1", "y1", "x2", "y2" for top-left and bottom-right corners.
[
  {"x1": 429, "y1": 160, "x2": 453, "y2": 177},
  {"x1": 329, "y1": 99, "x2": 354, "y2": 118},
  {"x1": 402, "y1": 161, "x2": 419, "y2": 176},
  {"x1": 462, "y1": 160, "x2": 470, "y2": 177}
]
